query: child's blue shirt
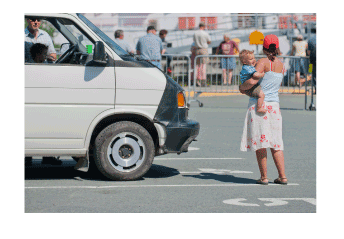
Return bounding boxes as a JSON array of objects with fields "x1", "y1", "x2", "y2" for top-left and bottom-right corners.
[{"x1": 240, "y1": 65, "x2": 256, "y2": 84}]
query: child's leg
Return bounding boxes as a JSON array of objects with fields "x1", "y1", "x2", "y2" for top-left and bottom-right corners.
[{"x1": 256, "y1": 90, "x2": 267, "y2": 113}]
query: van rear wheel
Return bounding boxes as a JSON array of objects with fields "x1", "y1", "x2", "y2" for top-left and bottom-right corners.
[{"x1": 94, "y1": 121, "x2": 155, "y2": 180}]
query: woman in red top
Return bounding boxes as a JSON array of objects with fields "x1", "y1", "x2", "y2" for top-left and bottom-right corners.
[{"x1": 216, "y1": 34, "x2": 239, "y2": 85}]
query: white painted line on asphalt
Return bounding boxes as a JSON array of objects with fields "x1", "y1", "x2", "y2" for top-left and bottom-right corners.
[
  {"x1": 25, "y1": 183, "x2": 299, "y2": 189},
  {"x1": 155, "y1": 158, "x2": 244, "y2": 160},
  {"x1": 198, "y1": 168, "x2": 253, "y2": 174},
  {"x1": 188, "y1": 147, "x2": 200, "y2": 151},
  {"x1": 173, "y1": 169, "x2": 253, "y2": 174}
]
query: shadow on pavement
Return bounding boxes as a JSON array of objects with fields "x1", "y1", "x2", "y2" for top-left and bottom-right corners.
[
  {"x1": 25, "y1": 164, "x2": 81, "y2": 180},
  {"x1": 25, "y1": 162, "x2": 178, "y2": 181},
  {"x1": 143, "y1": 164, "x2": 179, "y2": 179},
  {"x1": 182, "y1": 173, "x2": 257, "y2": 184},
  {"x1": 25, "y1": 160, "x2": 106, "y2": 181}
]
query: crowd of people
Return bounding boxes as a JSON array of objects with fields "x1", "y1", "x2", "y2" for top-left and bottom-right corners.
[{"x1": 25, "y1": 17, "x2": 316, "y2": 91}]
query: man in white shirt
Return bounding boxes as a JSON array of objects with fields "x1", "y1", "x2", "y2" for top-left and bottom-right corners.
[
  {"x1": 291, "y1": 35, "x2": 308, "y2": 86},
  {"x1": 114, "y1": 30, "x2": 135, "y2": 54},
  {"x1": 193, "y1": 23, "x2": 211, "y2": 87},
  {"x1": 25, "y1": 17, "x2": 56, "y2": 63}
]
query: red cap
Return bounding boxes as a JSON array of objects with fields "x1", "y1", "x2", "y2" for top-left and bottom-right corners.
[{"x1": 263, "y1": 34, "x2": 279, "y2": 49}]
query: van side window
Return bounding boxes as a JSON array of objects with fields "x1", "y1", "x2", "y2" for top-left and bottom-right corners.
[
  {"x1": 25, "y1": 16, "x2": 99, "y2": 66},
  {"x1": 25, "y1": 19, "x2": 68, "y2": 64}
]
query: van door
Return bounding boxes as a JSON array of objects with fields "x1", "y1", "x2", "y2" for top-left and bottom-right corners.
[
  {"x1": 25, "y1": 16, "x2": 115, "y2": 151},
  {"x1": 25, "y1": 62, "x2": 115, "y2": 150}
]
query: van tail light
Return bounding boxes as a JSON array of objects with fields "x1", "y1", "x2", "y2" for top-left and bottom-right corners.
[{"x1": 177, "y1": 92, "x2": 185, "y2": 108}]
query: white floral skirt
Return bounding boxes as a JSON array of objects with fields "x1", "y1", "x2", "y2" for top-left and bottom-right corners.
[{"x1": 240, "y1": 101, "x2": 284, "y2": 152}]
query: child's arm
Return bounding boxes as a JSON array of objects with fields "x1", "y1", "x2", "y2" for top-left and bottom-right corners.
[{"x1": 252, "y1": 71, "x2": 265, "y2": 80}]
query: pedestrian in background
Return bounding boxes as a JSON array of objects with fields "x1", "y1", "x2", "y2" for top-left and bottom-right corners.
[
  {"x1": 239, "y1": 34, "x2": 288, "y2": 185},
  {"x1": 136, "y1": 26, "x2": 164, "y2": 69},
  {"x1": 291, "y1": 35, "x2": 308, "y2": 86},
  {"x1": 307, "y1": 29, "x2": 316, "y2": 94},
  {"x1": 193, "y1": 22, "x2": 211, "y2": 87},
  {"x1": 159, "y1": 29, "x2": 172, "y2": 73},
  {"x1": 216, "y1": 34, "x2": 239, "y2": 85},
  {"x1": 159, "y1": 29, "x2": 168, "y2": 55},
  {"x1": 190, "y1": 42, "x2": 197, "y2": 85},
  {"x1": 114, "y1": 29, "x2": 135, "y2": 54}
]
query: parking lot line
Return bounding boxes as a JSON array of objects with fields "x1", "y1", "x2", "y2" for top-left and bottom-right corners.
[{"x1": 25, "y1": 183, "x2": 299, "y2": 189}]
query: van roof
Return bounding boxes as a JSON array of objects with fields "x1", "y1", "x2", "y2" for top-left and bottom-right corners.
[{"x1": 25, "y1": 13, "x2": 77, "y2": 18}]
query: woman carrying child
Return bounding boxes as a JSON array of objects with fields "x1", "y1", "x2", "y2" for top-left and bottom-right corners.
[{"x1": 239, "y1": 35, "x2": 288, "y2": 185}]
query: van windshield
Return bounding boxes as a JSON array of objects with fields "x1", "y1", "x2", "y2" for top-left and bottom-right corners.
[{"x1": 77, "y1": 13, "x2": 128, "y2": 57}]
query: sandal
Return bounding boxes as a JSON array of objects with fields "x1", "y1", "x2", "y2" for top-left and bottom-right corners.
[
  {"x1": 256, "y1": 178, "x2": 269, "y2": 185},
  {"x1": 274, "y1": 177, "x2": 288, "y2": 185}
]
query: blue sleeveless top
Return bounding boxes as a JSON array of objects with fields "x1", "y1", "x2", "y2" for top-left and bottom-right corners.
[{"x1": 249, "y1": 60, "x2": 284, "y2": 103}]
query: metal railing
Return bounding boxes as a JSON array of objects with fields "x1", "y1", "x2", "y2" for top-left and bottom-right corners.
[
  {"x1": 161, "y1": 54, "x2": 192, "y2": 103},
  {"x1": 160, "y1": 54, "x2": 316, "y2": 110}
]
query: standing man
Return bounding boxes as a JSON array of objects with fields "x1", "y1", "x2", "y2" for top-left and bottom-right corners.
[
  {"x1": 136, "y1": 26, "x2": 163, "y2": 69},
  {"x1": 114, "y1": 30, "x2": 135, "y2": 54},
  {"x1": 291, "y1": 35, "x2": 308, "y2": 86},
  {"x1": 25, "y1": 17, "x2": 56, "y2": 63},
  {"x1": 193, "y1": 22, "x2": 211, "y2": 87},
  {"x1": 307, "y1": 29, "x2": 316, "y2": 94}
]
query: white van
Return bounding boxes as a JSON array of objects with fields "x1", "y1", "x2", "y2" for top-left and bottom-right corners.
[{"x1": 25, "y1": 13, "x2": 200, "y2": 180}]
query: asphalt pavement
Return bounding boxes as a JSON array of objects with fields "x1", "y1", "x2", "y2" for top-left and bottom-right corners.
[{"x1": 25, "y1": 94, "x2": 316, "y2": 213}]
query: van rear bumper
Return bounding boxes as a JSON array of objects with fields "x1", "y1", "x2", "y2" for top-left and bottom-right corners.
[{"x1": 162, "y1": 119, "x2": 200, "y2": 154}]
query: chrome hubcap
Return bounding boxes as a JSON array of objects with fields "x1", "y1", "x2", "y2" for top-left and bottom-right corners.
[{"x1": 107, "y1": 132, "x2": 145, "y2": 172}]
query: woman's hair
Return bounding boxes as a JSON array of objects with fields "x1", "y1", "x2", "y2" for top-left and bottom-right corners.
[
  {"x1": 239, "y1": 49, "x2": 254, "y2": 64},
  {"x1": 263, "y1": 44, "x2": 281, "y2": 60},
  {"x1": 223, "y1": 33, "x2": 230, "y2": 39},
  {"x1": 159, "y1": 29, "x2": 168, "y2": 36},
  {"x1": 30, "y1": 43, "x2": 48, "y2": 59},
  {"x1": 115, "y1": 30, "x2": 124, "y2": 38}
]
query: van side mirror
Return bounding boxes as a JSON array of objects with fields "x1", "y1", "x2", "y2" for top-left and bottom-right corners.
[{"x1": 86, "y1": 41, "x2": 108, "y2": 66}]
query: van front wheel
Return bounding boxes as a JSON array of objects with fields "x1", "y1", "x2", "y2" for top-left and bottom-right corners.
[{"x1": 94, "y1": 121, "x2": 155, "y2": 180}]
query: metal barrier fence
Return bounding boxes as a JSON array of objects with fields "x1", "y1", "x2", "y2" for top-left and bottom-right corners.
[
  {"x1": 161, "y1": 54, "x2": 192, "y2": 103},
  {"x1": 185, "y1": 54, "x2": 316, "y2": 110}
]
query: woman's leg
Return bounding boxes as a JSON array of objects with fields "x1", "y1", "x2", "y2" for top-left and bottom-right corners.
[
  {"x1": 222, "y1": 69, "x2": 227, "y2": 84},
  {"x1": 295, "y1": 71, "x2": 301, "y2": 86},
  {"x1": 270, "y1": 148, "x2": 287, "y2": 182},
  {"x1": 228, "y1": 69, "x2": 233, "y2": 85},
  {"x1": 256, "y1": 148, "x2": 268, "y2": 182}
]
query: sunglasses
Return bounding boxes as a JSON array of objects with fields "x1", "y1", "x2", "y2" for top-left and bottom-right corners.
[{"x1": 29, "y1": 18, "x2": 41, "y2": 22}]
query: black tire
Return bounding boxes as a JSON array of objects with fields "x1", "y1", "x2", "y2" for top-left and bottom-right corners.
[{"x1": 93, "y1": 121, "x2": 155, "y2": 181}]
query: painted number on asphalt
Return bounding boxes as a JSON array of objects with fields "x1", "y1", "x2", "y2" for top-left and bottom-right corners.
[{"x1": 223, "y1": 198, "x2": 316, "y2": 206}]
